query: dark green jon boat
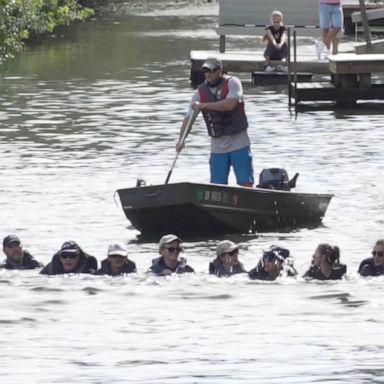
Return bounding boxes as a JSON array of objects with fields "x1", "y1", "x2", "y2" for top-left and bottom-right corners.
[{"x1": 117, "y1": 182, "x2": 332, "y2": 236}]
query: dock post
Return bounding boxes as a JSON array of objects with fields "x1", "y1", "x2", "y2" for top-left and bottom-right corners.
[
  {"x1": 293, "y1": 30, "x2": 298, "y2": 110},
  {"x1": 219, "y1": 35, "x2": 226, "y2": 53},
  {"x1": 359, "y1": 0, "x2": 372, "y2": 51},
  {"x1": 287, "y1": 28, "x2": 292, "y2": 107}
]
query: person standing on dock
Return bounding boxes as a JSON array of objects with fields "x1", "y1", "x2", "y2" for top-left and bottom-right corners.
[
  {"x1": 316, "y1": 0, "x2": 343, "y2": 59},
  {"x1": 176, "y1": 57, "x2": 254, "y2": 187},
  {"x1": 262, "y1": 10, "x2": 288, "y2": 72}
]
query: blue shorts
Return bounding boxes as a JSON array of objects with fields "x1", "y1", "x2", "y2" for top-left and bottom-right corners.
[
  {"x1": 319, "y1": 3, "x2": 343, "y2": 29},
  {"x1": 210, "y1": 146, "x2": 254, "y2": 185}
]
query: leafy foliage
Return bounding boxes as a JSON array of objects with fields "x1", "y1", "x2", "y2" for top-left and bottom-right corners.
[{"x1": 0, "y1": 0, "x2": 94, "y2": 64}]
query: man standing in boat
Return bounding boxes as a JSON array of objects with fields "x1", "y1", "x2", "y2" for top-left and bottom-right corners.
[{"x1": 176, "y1": 57, "x2": 254, "y2": 187}]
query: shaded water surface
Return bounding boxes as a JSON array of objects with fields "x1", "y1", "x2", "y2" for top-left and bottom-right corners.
[{"x1": 1, "y1": 0, "x2": 384, "y2": 382}]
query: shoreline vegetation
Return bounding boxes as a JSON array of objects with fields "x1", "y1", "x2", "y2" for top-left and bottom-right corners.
[
  {"x1": 1, "y1": 0, "x2": 384, "y2": 65},
  {"x1": 0, "y1": 0, "x2": 104, "y2": 65}
]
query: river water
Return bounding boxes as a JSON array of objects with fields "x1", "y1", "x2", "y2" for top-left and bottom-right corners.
[{"x1": 1, "y1": 1, "x2": 384, "y2": 383}]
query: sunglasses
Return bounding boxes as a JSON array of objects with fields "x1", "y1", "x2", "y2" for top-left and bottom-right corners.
[
  {"x1": 60, "y1": 253, "x2": 79, "y2": 260},
  {"x1": 372, "y1": 251, "x2": 384, "y2": 257},
  {"x1": 223, "y1": 249, "x2": 238, "y2": 257},
  {"x1": 109, "y1": 254, "x2": 125, "y2": 258},
  {"x1": 163, "y1": 246, "x2": 182, "y2": 253},
  {"x1": 202, "y1": 67, "x2": 219, "y2": 74}
]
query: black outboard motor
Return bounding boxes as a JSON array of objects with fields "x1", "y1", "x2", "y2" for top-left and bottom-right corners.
[
  {"x1": 257, "y1": 168, "x2": 299, "y2": 191},
  {"x1": 136, "y1": 179, "x2": 146, "y2": 188}
]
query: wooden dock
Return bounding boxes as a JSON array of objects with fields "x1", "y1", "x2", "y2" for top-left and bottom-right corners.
[
  {"x1": 190, "y1": 50, "x2": 328, "y2": 87},
  {"x1": 289, "y1": 53, "x2": 384, "y2": 107},
  {"x1": 343, "y1": 4, "x2": 384, "y2": 34},
  {"x1": 252, "y1": 71, "x2": 313, "y2": 86}
]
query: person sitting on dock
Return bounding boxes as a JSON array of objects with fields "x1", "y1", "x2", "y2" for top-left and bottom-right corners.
[
  {"x1": 1, "y1": 234, "x2": 43, "y2": 270},
  {"x1": 40, "y1": 240, "x2": 98, "y2": 275},
  {"x1": 304, "y1": 243, "x2": 346, "y2": 280},
  {"x1": 316, "y1": 0, "x2": 343, "y2": 59},
  {"x1": 248, "y1": 245, "x2": 296, "y2": 281},
  {"x1": 149, "y1": 234, "x2": 194, "y2": 276},
  {"x1": 209, "y1": 240, "x2": 246, "y2": 277},
  {"x1": 358, "y1": 239, "x2": 384, "y2": 277},
  {"x1": 176, "y1": 57, "x2": 254, "y2": 188},
  {"x1": 261, "y1": 10, "x2": 288, "y2": 72},
  {"x1": 96, "y1": 243, "x2": 136, "y2": 276}
]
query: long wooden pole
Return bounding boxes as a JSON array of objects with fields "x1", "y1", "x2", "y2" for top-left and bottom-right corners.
[
  {"x1": 359, "y1": 0, "x2": 372, "y2": 50},
  {"x1": 165, "y1": 109, "x2": 199, "y2": 184}
]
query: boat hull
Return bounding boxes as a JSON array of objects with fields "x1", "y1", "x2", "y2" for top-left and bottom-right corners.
[{"x1": 117, "y1": 182, "x2": 332, "y2": 236}]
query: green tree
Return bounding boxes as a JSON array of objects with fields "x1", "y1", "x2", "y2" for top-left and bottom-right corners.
[{"x1": 0, "y1": 0, "x2": 94, "y2": 64}]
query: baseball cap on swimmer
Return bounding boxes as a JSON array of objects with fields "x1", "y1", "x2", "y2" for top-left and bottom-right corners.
[
  {"x1": 263, "y1": 245, "x2": 290, "y2": 262},
  {"x1": 3, "y1": 234, "x2": 21, "y2": 248},
  {"x1": 158, "y1": 234, "x2": 183, "y2": 252},
  {"x1": 202, "y1": 57, "x2": 222, "y2": 71},
  {"x1": 216, "y1": 240, "x2": 239, "y2": 256},
  {"x1": 108, "y1": 243, "x2": 128, "y2": 257},
  {"x1": 60, "y1": 241, "x2": 80, "y2": 255}
]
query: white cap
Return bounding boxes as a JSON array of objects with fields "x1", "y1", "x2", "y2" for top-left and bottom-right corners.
[
  {"x1": 158, "y1": 234, "x2": 182, "y2": 252},
  {"x1": 108, "y1": 243, "x2": 128, "y2": 257},
  {"x1": 216, "y1": 240, "x2": 239, "y2": 256}
]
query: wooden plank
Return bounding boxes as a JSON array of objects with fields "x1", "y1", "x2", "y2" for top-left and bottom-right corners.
[
  {"x1": 358, "y1": 0, "x2": 372, "y2": 48},
  {"x1": 190, "y1": 50, "x2": 329, "y2": 74},
  {"x1": 328, "y1": 53, "x2": 384, "y2": 74},
  {"x1": 291, "y1": 82, "x2": 384, "y2": 104},
  {"x1": 351, "y1": 7, "x2": 384, "y2": 23},
  {"x1": 295, "y1": 82, "x2": 335, "y2": 89},
  {"x1": 354, "y1": 39, "x2": 384, "y2": 54},
  {"x1": 328, "y1": 53, "x2": 384, "y2": 62},
  {"x1": 252, "y1": 71, "x2": 312, "y2": 85}
]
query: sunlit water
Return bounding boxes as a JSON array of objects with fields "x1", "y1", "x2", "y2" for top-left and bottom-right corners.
[{"x1": 0, "y1": 1, "x2": 384, "y2": 382}]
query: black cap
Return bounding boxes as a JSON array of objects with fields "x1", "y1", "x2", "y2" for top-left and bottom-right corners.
[
  {"x1": 3, "y1": 235, "x2": 21, "y2": 248},
  {"x1": 263, "y1": 246, "x2": 290, "y2": 262},
  {"x1": 60, "y1": 241, "x2": 80, "y2": 254}
]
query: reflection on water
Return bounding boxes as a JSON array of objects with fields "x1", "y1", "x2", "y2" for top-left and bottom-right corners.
[{"x1": 1, "y1": 0, "x2": 384, "y2": 382}]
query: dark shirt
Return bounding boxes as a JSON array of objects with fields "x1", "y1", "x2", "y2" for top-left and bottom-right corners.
[
  {"x1": 0, "y1": 250, "x2": 43, "y2": 270},
  {"x1": 40, "y1": 250, "x2": 97, "y2": 275},
  {"x1": 304, "y1": 264, "x2": 347, "y2": 280},
  {"x1": 265, "y1": 25, "x2": 286, "y2": 44},
  {"x1": 248, "y1": 261, "x2": 274, "y2": 281},
  {"x1": 358, "y1": 258, "x2": 384, "y2": 277},
  {"x1": 95, "y1": 259, "x2": 136, "y2": 276},
  {"x1": 209, "y1": 258, "x2": 245, "y2": 277},
  {"x1": 149, "y1": 256, "x2": 194, "y2": 276}
]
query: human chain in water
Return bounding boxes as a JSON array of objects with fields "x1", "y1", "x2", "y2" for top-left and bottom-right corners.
[{"x1": 2, "y1": 234, "x2": 383, "y2": 279}]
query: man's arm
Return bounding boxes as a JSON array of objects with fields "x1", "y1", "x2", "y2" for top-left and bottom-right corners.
[
  {"x1": 194, "y1": 76, "x2": 242, "y2": 113},
  {"x1": 193, "y1": 98, "x2": 238, "y2": 113}
]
